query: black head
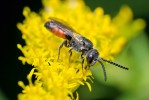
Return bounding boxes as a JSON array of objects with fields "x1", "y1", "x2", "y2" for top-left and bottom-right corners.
[
  {"x1": 85, "y1": 49, "x2": 107, "y2": 81},
  {"x1": 86, "y1": 49, "x2": 99, "y2": 66},
  {"x1": 86, "y1": 49, "x2": 128, "y2": 81}
]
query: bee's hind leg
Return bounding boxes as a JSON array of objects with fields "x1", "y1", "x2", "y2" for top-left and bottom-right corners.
[{"x1": 58, "y1": 40, "x2": 68, "y2": 61}]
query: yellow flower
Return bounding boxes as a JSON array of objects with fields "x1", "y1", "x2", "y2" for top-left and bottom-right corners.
[{"x1": 17, "y1": 0, "x2": 145, "y2": 100}]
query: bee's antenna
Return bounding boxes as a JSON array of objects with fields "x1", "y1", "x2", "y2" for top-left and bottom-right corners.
[
  {"x1": 97, "y1": 59, "x2": 107, "y2": 81},
  {"x1": 100, "y1": 58, "x2": 129, "y2": 70}
]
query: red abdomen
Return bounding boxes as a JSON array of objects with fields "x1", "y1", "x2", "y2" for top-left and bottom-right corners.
[{"x1": 51, "y1": 27, "x2": 66, "y2": 39}]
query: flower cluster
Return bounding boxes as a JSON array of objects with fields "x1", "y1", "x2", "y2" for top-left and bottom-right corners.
[{"x1": 17, "y1": 0, "x2": 145, "y2": 100}]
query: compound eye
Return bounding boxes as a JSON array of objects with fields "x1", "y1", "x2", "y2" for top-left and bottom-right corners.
[{"x1": 87, "y1": 56, "x2": 96, "y2": 66}]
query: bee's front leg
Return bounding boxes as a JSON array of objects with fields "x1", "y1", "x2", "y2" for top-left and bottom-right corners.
[
  {"x1": 68, "y1": 48, "x2": 73, "y2": 64},
  {"x1": 80, "y1": 52, "x2": 85, "y2": 73}
]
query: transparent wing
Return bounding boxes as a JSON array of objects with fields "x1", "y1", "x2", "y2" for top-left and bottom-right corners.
[{"x1": 49, "y1": 18, "x2": 83, "y2": 44}]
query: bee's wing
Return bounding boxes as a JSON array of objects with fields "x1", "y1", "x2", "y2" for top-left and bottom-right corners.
[{"x1": 50, "y1": 18, "x2": 83, "y2": 44}]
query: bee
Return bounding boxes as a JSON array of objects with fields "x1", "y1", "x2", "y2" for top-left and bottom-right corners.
[{"x1": 44, "y1": 18, "x2": 128, "y2": 81}]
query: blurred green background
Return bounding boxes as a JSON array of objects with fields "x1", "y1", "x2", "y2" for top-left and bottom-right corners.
[{"x1": 0, "y1": 0, "x2": 149, "y2": 100}]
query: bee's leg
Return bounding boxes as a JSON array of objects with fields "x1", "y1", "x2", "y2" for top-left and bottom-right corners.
[
  {"x1": 80, "y1": 52, "x2": 85, "y2": 73},
  {"x1": 68, "y1": 48, "x2": 73, "y2": 64},
  {"x1": 58, "y1": 40, "x2": 67, "y2": 61},
  {"x1": 82, "y1": 59, "x2": 85, "y2": 73},
  {"x1": 85, "y1": 64, "x2": 90, "y2": 70}
]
